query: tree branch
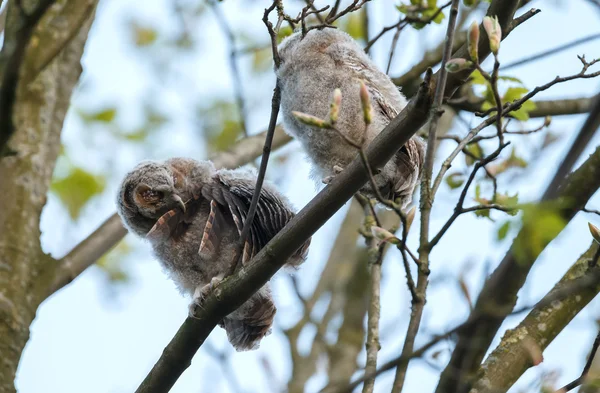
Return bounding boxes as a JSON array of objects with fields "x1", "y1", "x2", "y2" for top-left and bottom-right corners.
[
  {"x1": 435, "y1": 99, "x2": 600, "y2": 393},
  {"x1": 471, "y1": 243, "x2": 600, "y2": 392},
  {"x1": 337, "y1": 242, "x2": 600, "y2": 393},
  {"x1": 451, "y1": 96, "x2": 596, "y2": 118},
  {"x1": 390, "y1": 1, "x2": 460, "y2": 391},
  {"x1": 0, "y1": 0, "x2": 58, "y2": 157}
]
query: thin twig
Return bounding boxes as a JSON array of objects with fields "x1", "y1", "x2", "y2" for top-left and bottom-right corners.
[
  {"x1": 390, "y1": 2, "x2": 461, "y2": 392},
  {"x1": 227, "y1": 84, "x2": 281, "y2": 276},
  {"x1": 360, "y1": 203, "x2": 384, "y2": 393},
  {"x1": 431, "y1": 57, "x2": 600, "y2": 200},
  {"x1": 210, "y1": 0, "x2": 248, "y2": 137},
  {"x1": 501, "y1": 33, "x2": 600, "y2": 71}
]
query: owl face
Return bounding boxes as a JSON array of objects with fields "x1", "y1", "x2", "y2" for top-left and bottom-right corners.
[{"x1": 119, "y1": 161, "x2": 187, "y2": 221}]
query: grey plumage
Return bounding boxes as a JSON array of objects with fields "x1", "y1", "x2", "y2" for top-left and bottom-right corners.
[
  {"x1": 277, "y1": 28, "x2": 425, "y2": 207},
  {"x1": 116, "y1": 157, "x2": 309, "y2": 351}
]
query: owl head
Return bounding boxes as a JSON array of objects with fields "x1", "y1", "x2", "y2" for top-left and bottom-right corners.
[{"x1": 117, "y1": 161, "x2": 187, "y2": 237}]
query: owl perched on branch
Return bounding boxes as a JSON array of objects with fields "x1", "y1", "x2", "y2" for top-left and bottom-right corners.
[
  {"x1": 117, "y1": 158, "x2": 309, "y2": 351},
  {"x1": 277, "y1": 28, "x2": 425, "y2": 207}
]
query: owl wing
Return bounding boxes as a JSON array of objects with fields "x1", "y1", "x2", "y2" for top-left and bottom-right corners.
[
  {"x1": 342, "y1": 50, "x2": 427, "y2": 168},
  {"x1": 200, "y1": 175, "x2": 310, "y2": 266}
]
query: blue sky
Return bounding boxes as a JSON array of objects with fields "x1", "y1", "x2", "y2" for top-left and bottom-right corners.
[{"x1": 14, "y1": 0, "x2": 600, "y2": 392}]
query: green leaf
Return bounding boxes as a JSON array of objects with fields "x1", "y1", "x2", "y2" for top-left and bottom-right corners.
[
  {"x1": 496, "y1": 192, "x2": 519, "y2": 215},
  {"x1": 506, "y1": 148, "x2": 528, "y2": 169},
  {"x1": 470, "y1": 69, "x2": 487, "y2": 85},
  {"x1": 446, "y1": 172, "x2": 465, "y2": 189},
  {"x1": 277, "y1": 25, "x2": 293, "y2": 43},
  {"x1": 199, "y1": 100, "x2": 243, "y2": 151},
  {"x1": 132, "y1": 24, "x2": 158, "y2": 46},
  {"x1": 251, "y1": 47, "x2": 273, "y2": 73},
  {"x1": 503, "y1": 87, "x2": 529, "y2": 102},
  {"x1": 422, "y1": 7, "x2": 446, "y2": 24},
  {"x1": 497, "y1": 221, "x2": 511, "y2": 240},
  {"x1": 51, "y1": 167, "x2": 106, "y2": 219},
  {"x1": 337, "y1": 10, "x2": 365, "y2": 40},
  {"x1": 510, "y1": 100, "x2": 537, "y2": 121},
  {"x1": 498, "y1": 75, "x2": 523, "y2": 85},
  {"x1": 79, "y1": 108, "x2": 117, "y2": 123},
  {"x1": 464, "y1": 142, "x2": 484, "y2": 166},
  {"x1": 463, "y1": 0, "x2": 478, "y2": 5},
  {"x1": 97, "y1": 240, "x2": 132, "y2": 283},
  {"x1": 397, "y1": 4, "x2": 409, "y2": 14},
  {"x1": 513, "y1": 204, "x2": 567, "y2": 264}
]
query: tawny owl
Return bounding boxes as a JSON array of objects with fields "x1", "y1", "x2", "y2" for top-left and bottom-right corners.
[
  {"x1": 276, "y1": 28, "x2": 425, "y2": 207},
  {"x1": 116, "y1": 158, "x2": 310, "y2": 351}
]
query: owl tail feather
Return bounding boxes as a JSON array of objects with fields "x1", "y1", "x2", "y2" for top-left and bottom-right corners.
[{"x1": 222, "y1": 291, "x2": 276, "y2": 351}]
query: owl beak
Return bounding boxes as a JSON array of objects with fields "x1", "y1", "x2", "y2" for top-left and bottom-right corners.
[{"x1": 172, "y1": 194, "x2": 186, "y2": 213}]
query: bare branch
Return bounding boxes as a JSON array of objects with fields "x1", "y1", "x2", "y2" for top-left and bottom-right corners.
[
  {"x1": 435, "y1": 101, "x2": 600, "y2": 393},
  {"x1": 45, "y1": 214, "x2": 127, "y2": 295},
  {"x1": 470, "y1": 243, "x2": 600, "y2": 392},
  {"x1": 501, "y1": 32, "x2": 600, "y2": 71},
  {"x1": 209, "y1": 0, "x2": 248, "y2": 137},
  {"x1": 226, "y1": 83, "x2": 281, "y2": 276},
  {"x1": 0, "y1": 0, "x2": 59, "y2": 156},
  {"x1": 390, "y1": 1, "x2": 460, "y2": 391},
  {"x1": 451, "y1": 96, "x2": 596, "y2": 118},
  {"x1": 338, "y1": 242, "x2": 600, "y2": 393}
]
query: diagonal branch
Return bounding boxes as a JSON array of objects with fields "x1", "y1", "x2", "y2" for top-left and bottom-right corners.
[
  {"x1": 472, "y1": 242, "x2": 600, "y2": 392},
  {"x1": 434, "y1": 98, "x2": 600, "y2": 393},
  {"x1": 134, "y1": 68, "x2": 435, "y2": 393}
]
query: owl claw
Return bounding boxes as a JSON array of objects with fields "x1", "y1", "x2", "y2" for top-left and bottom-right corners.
[
  {"x1": 189, "y1": 276, "x2": 223, "y2": 318},
  {"x1": 322, "y1": 165, "x2": 345, "y2": 185}
]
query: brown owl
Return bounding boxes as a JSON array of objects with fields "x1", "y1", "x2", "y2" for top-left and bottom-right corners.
[{"x1": 116, "y1": 157, "x2": 310, "y2": 351}]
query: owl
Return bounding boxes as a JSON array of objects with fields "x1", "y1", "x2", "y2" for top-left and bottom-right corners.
[
  {"x1": 116, "y1": 158, "x2": 310, "y2": 351},
  {"x1": 276, "y1": 28, "x2": 425, "y2": 207}
]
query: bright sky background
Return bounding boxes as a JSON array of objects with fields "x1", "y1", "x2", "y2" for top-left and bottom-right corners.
[{"x1": 14, "y1": 0, "x2": 600, "y2": 392}]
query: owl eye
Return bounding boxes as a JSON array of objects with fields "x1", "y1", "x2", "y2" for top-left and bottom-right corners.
[{"x1": 141, "y1": 189, "x2": 163, "y2": 202}]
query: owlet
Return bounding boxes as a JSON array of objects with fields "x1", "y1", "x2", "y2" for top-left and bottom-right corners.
[
  {"x1": 277, "y1": 28, "x2": 425, "y2": 207},
  {"x1": 116, "y1": 157, "x2": 310, "y2": 351}
]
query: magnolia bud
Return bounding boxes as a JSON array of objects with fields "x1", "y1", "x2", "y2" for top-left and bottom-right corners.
[
  {"x1": 483, "y1": 16, "x2": 502, "y2": 55},
  {"x1": 468, "y1": 21, "x2": 480, "y2": 63},
  {"x1": 589, "y1": 222, "x2": 600, "y2": 244},
  {"x1": 371, "y1": 226, "x2": 399, "y2": 245},
  {"x1": 405, "y1": 206, "x2": 416, "y2": 233},
  {"x1": 359, "y1": 80, "x2": 372, "y2": 125},
  {"x1": 445, "y1": 58, "x2": 473, "y2": 73},
  {"x1": 329, "y1": 89, "x2": 342, "y2": 125},
  {"x1": 292, "y1": 111, "x2": 330, "y2": 129},
  {"x1": 544, "y1": 116, "x2": 552, "y2": 127}
]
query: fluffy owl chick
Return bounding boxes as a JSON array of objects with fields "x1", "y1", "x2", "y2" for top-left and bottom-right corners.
[
  {"x1": 277, "y1": 28, "x2": 425, "y2": 207},
  {"x1": 117, "y1": 158, "x2": 309, "y2": 351}
]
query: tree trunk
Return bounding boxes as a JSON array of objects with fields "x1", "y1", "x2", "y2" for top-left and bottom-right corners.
[{"x1": 0, "y1": 1, "x2": 97, "y2": 391}]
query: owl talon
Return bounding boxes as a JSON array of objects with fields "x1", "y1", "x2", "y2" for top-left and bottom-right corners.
[
  {"x1": 189, "y1": 277, "x2": 223, "y2": 318},
  {"x1": 322, "y1": 165, "x2": 345, "y2": 185}
]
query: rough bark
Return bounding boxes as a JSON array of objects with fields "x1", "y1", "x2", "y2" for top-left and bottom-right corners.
[
  {"x1": 471, "y1": 243, "x2": 600, "y2": 393},
  {"x1": 0, "y1": 1, "x2": 98, "y2": 391}
]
